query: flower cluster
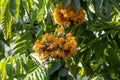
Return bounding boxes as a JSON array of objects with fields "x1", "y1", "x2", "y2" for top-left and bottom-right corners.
[
  {"x1": 53, "y1": 2, "x2": 85, "y2": 26},
  {"x1": 33, "y1": 27, "x2": 77, "y2": 60}
]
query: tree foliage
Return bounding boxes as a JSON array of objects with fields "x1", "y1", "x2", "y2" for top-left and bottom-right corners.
[{"x1": 0, "y1": 0, "x2": 120, "y2": 80}]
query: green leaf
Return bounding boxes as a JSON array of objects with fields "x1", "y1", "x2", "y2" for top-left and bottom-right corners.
[
  {"x1": 10, "y1": 0, "x2": 16, "y2": 16},
  {"x1": 91, "y1": 59, "x2": 104, "y2": 72},
  {"x1": 66, "y1": 75, "x2": 74, "y2": 80},
  {"x1": 31, "y1": 9, "x2": 38, "y2": 26},
  {"x1": 24, "y1": 66, "x2": 48, "y2": 80},
  {"x1": 0, "y1": 40, "x2": 5, "y2": 55},
  {"x1": 30, "y1": 54, "x2": 41, "y2": 65},
  {"x1": 20, "y1": 54, "x2": 28, "y2": 72},
  {"x1": 0, "y1": 30, "x2": 5, "y2": 42},
  {"x1": 14, "y1": 75, "x2": 25, "y2": 80},
  {"x1": 14, "y1": 46, "x2": 27, "y2": 54},
  {"x1": 33, "y1": 71, "x2": 37, "y2": 80},
  {"x1": 13, "y1": 0, "x2": 20, "y2": 23},
  {"x1": 6, "y1": 62, "x2": 13, "y2": 79},
  {"x1": 105, "y1": 0, "x2": 112, "y2": 20},
  {"x1": 82, "y1": 49, "x2": 92, "y2": 63},
  {"x1": 2, "y1": 3, "x2": 12, "y2": 39},
  {"x1": 34, "y1": 70, "x2": 40, "y2": 80},
  {"x1": 118, "y1": 33, "x2": 120, "y2": 39},
  {"x1": 14, "y1": 41, "x2": 26, "y2": 49},
  {"x1": 19, "y1": 0, "x2": 25, "y2": 17},
  {"x1": 16, "y1": 34, "x2": 32, "y2": 43},
  {"x1": 72, "y1": 0, "x2": 81, "y2": 11},
  {"x1": 92, "y1": 39, "x2": 108, "y2": 59},
  {"x1": 110, "y1": 30, "x2": 118, "y2": 38},
  {"x1": 37, "y1": 7, "x2": 44, "y2": 23},
  {"x1": 37, "y1": 0, "x2": 44, "y2": 9},
  {"x1": 110, "y1": 0, "x2": 120, "y2": 12},
  {"x1": 76, "y1": 24, "x2": 86, "y2": 35},
  {"x1": 36, "y1": 27, "x2": 44, "y2": 40},
  {"x1": 58, "y1": 67, "x2": 69, "y2": 77},
  {"x1": 107, "y1": 49, "x2": 120, "y2": 66},
  {"x1": 15, "y1": 57, "x2": 21, "y2": 75},
  {"x1": 94, "y1": 0, "x2": 104, "y2": 14},
  {"x1": 0, "y1": 0, "x2": 9, "y2": 23},
  {"x1": 105, "y1": 48, "x2": 120, "y2": 75},
  {"x1": 63, "y1": 0, "x2": 71, "y2": 9},
  {"x1": 48, "y1": 60, "x2": 61, "y2": 75},
  {"x1": 27, "y1": 56, "x2": 38, "y2": 72},
  {"x1": 27, "y1": 0, "x2": 34, "y2": 12}
]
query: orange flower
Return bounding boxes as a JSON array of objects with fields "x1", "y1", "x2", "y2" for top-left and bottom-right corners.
[
  {"x1": 71, "y1": 8, "x2": 85, "y2": 26},
  {"x1": 51, "y1": 51, "x2": 58, "y2": 58},
  {"x1": 53, "y1": 2, "x2": 85, "y2": 27},
  {"x1": 57, "y1": 27, "x2": 64, "y2": 33},
  {"x1": 53, "y1": 2, "x2": 70, "y2": 26},
  {"x1": 39, "y1": 52, "x2": 48, "y2": 60},
  {"x1": 43, "y1": 33, "x2": 55, "y2": 41},
  {"x1": 33, "y1": 27, "x2": 77, "y2": 60}
]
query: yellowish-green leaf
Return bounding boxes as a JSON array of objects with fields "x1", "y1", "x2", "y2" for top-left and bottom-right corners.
[
  {"x1": 37, "y1": 7, "x2": 44, "y2": 23},
  {"x1": 0, "y1": 0, "x2": 9, "y2": 23},
  {"x1": 12, "y1": 0, "x2": 20, "y2": 23}
]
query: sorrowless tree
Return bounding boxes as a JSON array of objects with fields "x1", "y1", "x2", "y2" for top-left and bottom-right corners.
[{"x1": 0, "y1": 0, "x2": 120, "y2": 80}]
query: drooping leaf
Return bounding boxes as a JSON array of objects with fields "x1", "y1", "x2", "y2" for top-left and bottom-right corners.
[
  {"x1": 72, "y1": 0, "x2": 81, "y2": 11},
  {"x1": 13, "y1": 0, "x2": 20, "y2": 23},
  {"x1": 6, "y1": 62, "x2": 13, "y2": 79},
  {"x1": 37, "y1": 0, "x2": 44, "y2": 8},
  {"x1": 20, "y1": 54, "x2": 28, "y2": 73},
  {"x1": 58, "y1": 67, "x2": 69, "y2": 77},
  {"x1": 10, "y1": 0, "x2": 16, "y2": 16},
  {"x1": 94, "y1": 0, "x2": 104, "y2": 15},
  {"x1": 37, "y1": 7, "x2": 44, "y2": 24},
  {"x1": 48, "y1": 60, "x2": 61, "y2": 75},
  {"x1": 24, "y1": 66, "x2": 48, "y2": 80},
  {"x1": 0, "y1": 40, "x2": 5, "y2": 55},
  {"x1": 92, "y1": 38, "x2": 108, "y2": 59},
  {"x1": 66, "y1": 75, "x2": 74, "y2": 80},
  {"x1": 105, "y1": 0, "x2": 112, "y2": 20},
  {"x1": 1, "y1": 1, "x2": 12, "y2": 39},
  {"x1": 105, "y1": 48, "x2": 120, "y2": 76},
  {"x1": 36, "y1": 27, "x2": 44, "y2": 40},
  {"x1": 63, "y1": 0, "x2": 71, "y2": 9},
  {"x1": 110, "y1": 0, "x2": 120, "y2": 12},
  {"x1": 14, "y1": 41, "x2": 27, "y2": 49},
  {"x1": 0, "y1": 0, "x2": 9, "y2": 23},
  {"x1": 14, "y1": 46, "x2": 27, "y2": 55}
]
